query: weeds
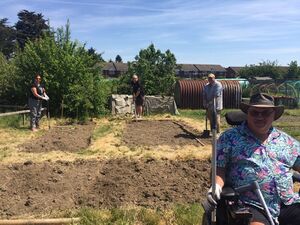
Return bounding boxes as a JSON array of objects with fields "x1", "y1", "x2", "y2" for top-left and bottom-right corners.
[
  {"x1": 92, "y1": 124, "x2": 112, "y2": 140},
  {"x1": 76, "y1": 205, "x2": 203, "y2": 225},
  {"x1": 137, "y1": 208, "x2": 161, "y2": 225},
  {"x1": 78, "y1": 208, "x2": 136, "y2": 225},
  {"x1": 0, "y1": 115, "x2": 25, "y2": 128},
  {"x1": 173, "y1": 204, "x2": 204, "y2": 225},
  {"x1": 177, "y1": 109, "x2": 206, "y2": 120}
]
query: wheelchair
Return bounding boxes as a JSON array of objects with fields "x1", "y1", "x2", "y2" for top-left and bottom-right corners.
[{"x1": 202, "y1": 111, "x2": 300, "y2": 225}]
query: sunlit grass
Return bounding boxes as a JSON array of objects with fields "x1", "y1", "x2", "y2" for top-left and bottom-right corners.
[
  {"x1": 92, "y1": 124, "x2": 113, "y2": 140},
  {"x1": 73, "y1": 204, "x2": 204, "y2": 225},
  {"x1": 284, "y1": 109, "x2": 300, "y2": 116},
  {"x1": 0, "y1": 114, "x2": 26, "y2": 128}
]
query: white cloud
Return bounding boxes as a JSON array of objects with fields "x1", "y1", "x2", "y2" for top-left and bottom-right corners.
[{"x1": 1, "y1": 0, "x2": 300, "y2": 65}]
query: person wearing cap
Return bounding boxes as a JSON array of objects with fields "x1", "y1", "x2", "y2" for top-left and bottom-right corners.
[
  {"x1": 131, "y1": 74, "x2": 144, "y2": 119},
  {"x1": 28, "y1": 74, "x2": 49, "y2": 131},
  {"x1": 204, "y1": 93, "x2": 300, "y2": 225},
  {"x1": 203, "y1": 73, "x2": 223, "y2": 133}
]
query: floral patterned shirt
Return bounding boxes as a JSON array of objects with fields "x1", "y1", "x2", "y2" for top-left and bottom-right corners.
[{"x1": 217, "y1": 122, "x2": 300, "y2": 218}]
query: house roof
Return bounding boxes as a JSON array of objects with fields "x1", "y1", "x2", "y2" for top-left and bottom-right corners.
[
  {"x1": 177, "y1": 64, "x2": 198, "y2": 71},
  {"x1": 103, "y1": 62, "x2": 128, "y2": 71},
  {"x1": 114, "y1": 62, "x2": 128, "y2": 71},
  {"x1": 102, "y1": 62, "x2": 115, "y2": 71},
  {"x1": 102, "y1": 62, "x2": 226, "y2": 74},
  {"x1": 227, "y1": 66, "x2": 244, "y2": 73},
  {"x1": 177, "y1": 64, "x2": 226, "y2": 72},
  {"x1": 194, "y1": 64, "x2": 226, "y2": 72}
]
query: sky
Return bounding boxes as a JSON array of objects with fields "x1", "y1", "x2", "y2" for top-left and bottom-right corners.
[{"x1": 1, "y1": 0, "x2": 300, "y2": 67}]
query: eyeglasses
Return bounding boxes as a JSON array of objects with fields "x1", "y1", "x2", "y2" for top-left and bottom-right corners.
[{"x1": 248, "y1": 109, "x2": 274, "y2": 117}]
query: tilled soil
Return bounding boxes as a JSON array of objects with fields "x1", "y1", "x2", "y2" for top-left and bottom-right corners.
[
  {"x1": 20, "y1": 123, "x2": 96, "y2": 153},
  {"x1": 0, "y1": 159, "x2": 210, "y2": 218},
  {"x1": 122, "y1": 120, "x2": 210, "y2": 147},
  {"x1": 0, "y1": 120, "x2": 212, "y2": 218}
]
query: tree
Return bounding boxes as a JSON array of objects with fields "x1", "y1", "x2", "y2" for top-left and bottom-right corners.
[
  {"x1": 87, "y1": 47, "x2": 105, "y2": 62},
  {"x1": 0, "y1": 52, "x2": 17, "y2": 103},
  {"x1": 13, "y1": 22, "x2": 108, "y2": 119},
  {"x1": 286, "y1": 60, "x2": 299, "y2": 79},
  {"x1": 0, "y1": 18, "x2": 16, "y2": 58},
  {"x1": 118, "y1": 44, "x2": 177, "y2": 96},
  {"x1": 15, "y1": 10, "x2": 50, "y2": 49},
  {"x1": 239, "y1": 60, "x2": 284, "y2": 80},
  {"x1": 115, "y1": 54, "x2": 122, "y2": 63}
]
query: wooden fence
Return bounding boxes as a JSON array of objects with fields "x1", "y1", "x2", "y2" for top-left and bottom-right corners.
[{"x1": 0, "y1": 106, "x2": 46, "y2": 125}]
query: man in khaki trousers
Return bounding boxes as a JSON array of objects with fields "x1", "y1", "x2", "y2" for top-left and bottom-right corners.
[{"x1": 203, "y1": 73, "x2": 223, "y2": 133}]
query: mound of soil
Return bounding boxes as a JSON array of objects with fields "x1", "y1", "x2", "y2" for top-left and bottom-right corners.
[
  {"x1": 20, "y1": 123, "x2": 95, "y2": 153},
  {"x1": 0, "y1": 159, "x2": 210, "y2": 218},
  {"x1": 122, "y1": 120, "x2": 209, "y2": 147}
]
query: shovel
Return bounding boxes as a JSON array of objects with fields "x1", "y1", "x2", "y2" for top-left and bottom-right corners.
[{"x1": 202, "y1": 109, "x2": 210, "y2": 138}]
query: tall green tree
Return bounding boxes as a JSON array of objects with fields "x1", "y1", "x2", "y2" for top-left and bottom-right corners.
[
  {"x1": 0, "y1": 18, "x2": 16, "y2": 58},
  {"x1": 0, "y1": 53, "x2": 17, "y2": 103},
  {"x1": 115, "y1": 54, "x2": 122, "y2": 63},
  {"x1": 286, "y1": 60, "x2": 299, "y2": 79},
  {"x1": 118, "y1": 44, "x2": 176, "y2": 96},
  {"x1": 87, "y1": 47, "x2": 105, "y2": 62},
  {"x1": 14, "y1": 23, "x2": 108, "y2": 119},
  {"x1": 15, "y1": 10, "x2": 50, "y2": 49}
]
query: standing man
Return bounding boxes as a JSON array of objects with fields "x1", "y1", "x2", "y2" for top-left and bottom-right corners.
[
  {"x1": 203, "y1": 73, "x2": 223, "y2": 133},
  {"x1": 204, "y1": 93, "x2": 300, "y2": 225},
  {"x1": 28, "y1": 74, "x2": 49, "y2": 131},
  {"x1": 131, "y1": 74, "x2": 144, "y2": 119}
]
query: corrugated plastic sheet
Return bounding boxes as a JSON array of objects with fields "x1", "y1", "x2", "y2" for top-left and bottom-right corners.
[{"x1": 175, "y1": 80, "x2": 242, "y2": 109}]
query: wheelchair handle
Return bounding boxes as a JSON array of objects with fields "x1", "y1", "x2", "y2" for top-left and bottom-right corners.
[
  {"x1": 234, "y1": 181, "x2": 276, "y2": 225},
  {"x1": 234, "y1": 181, "x2": 258, "y2": 193}
]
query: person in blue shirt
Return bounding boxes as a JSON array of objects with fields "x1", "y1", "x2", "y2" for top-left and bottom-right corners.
[{"x1": 205, "y1": 93, "x2": 300, "y2": 225}]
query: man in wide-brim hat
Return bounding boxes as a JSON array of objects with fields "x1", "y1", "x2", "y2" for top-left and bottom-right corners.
[
  {"x1": 240, "y1": 93, "x2": 284, "y2": 120},
  {"x1": 239, "y1": 93, "x2": 284, "y2": 141},
  {"x1": 204, "y1": 93, "x2": 300, "y2": 225}
]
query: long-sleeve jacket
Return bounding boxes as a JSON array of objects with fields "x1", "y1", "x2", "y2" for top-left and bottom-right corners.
[{"x1": 203, "y1": 80, "x2": 223, "y2": 110}]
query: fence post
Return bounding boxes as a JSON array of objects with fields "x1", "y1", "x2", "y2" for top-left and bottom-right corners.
[{"x1": 61, "y1": 99, "x2": 64, "y2": 118}]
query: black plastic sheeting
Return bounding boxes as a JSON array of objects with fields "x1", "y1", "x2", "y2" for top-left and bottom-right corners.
[{"x1": 174, "y1": 80, "x2": 242, "y2": 109}]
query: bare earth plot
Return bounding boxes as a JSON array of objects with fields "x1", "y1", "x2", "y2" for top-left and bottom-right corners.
[
  {"x1": 21, "y1": 123, "x2": 96, "y2": 153},
  {"x1": 0, "y1": 119, "x2": 211, "y2": 218},
  {"x1": 122, "y1": 120, "x2": 211, "y2": 147}
]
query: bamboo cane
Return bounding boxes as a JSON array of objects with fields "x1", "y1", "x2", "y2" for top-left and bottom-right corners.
[{"x1": 0, "y1": 217, "x2": 80, "y2": 225}]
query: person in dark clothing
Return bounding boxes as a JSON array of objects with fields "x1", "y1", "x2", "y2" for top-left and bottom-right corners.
[
  {"x1": 131, "y1": 74, "x2": 144, "y2": 119},
  {"x1": 28, "y1": 74, "x2": 49, "y2": 131}
]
